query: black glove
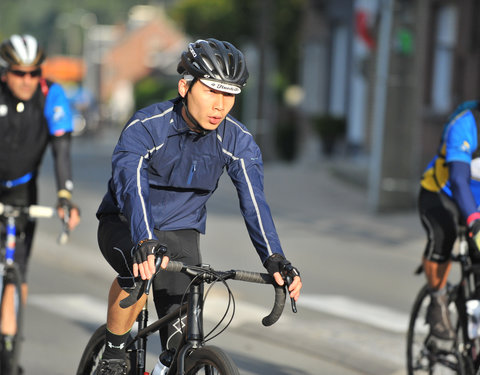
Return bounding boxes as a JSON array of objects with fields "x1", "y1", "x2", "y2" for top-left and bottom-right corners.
[
  {"x1": 470, "y1": 219, "x2": 480, "y2": 251},
  {"x1": 133, "y1": 239, "x2": 168, "y2": 265},
  {"x1": 57, "y1": 197, "x2": 72, "y2": 210},
  {"x1": 264, "y1": 253, "x2": 300, "y2": 279},
  {"x1": 56, "y1": 196, "x2": 81, "y2": 218}
]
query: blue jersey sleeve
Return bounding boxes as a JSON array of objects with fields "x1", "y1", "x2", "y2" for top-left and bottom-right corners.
[
  {"x1": 445, "y1": 111, "x2": 477, "y2": 164},
  {"x1": 449, "y1": 161, "x2": 477, "y2": 219},
  {"x1": 44, "y1": 83, "x2": 73, "y2": 135}
]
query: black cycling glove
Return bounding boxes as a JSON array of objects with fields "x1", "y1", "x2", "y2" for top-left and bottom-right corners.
[
  {"x1": 264, "y1": 253, "x2": 300, "y2": 279},
  {"x1": 133, "y1": 239, "x2": 168, "y2": 265},
  {"x1": 56, "y1": 190, "x2": 81, "y2": 218}
]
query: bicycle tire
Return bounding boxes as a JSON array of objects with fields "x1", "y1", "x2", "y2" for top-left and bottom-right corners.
[
  {"x1": 0, "y1": 264, "x2": 24, "y2": 375},
  {"x1": 184, "y1": 345, "x2": 240, "y2": 375},
  {"x1": 76, "y1": 324, "x2": 137, "y2": 375},
  {"x1": 76, "y1": 324, "x2": 107, "y2": 375},
  {"x1": 406, "y1": 283, "x2": 468, "y2": 375}
]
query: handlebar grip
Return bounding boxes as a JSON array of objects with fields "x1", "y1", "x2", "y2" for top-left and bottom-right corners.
[
  {"x1": 164, "y1": 261, "x2": 185, "y2": 272},
  {"x1": 29, "y1": 205, "x2": 55, "y2": 218},
  {"x1": 233, "y1": 270, "x2": 273, "y2": 284},
  {"x1": 233, "y1": 270, "x2": 286, "y2": 326},
  {"x1": 262, "y1": 284, "x2": 286, "y2": 326}
]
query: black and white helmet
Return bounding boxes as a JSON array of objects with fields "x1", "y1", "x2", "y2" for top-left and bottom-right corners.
[
  {"x1": 0, "y1": 34, "x2": 45, "y2": 68},
  {"x1": 177, "y1": 38, "x2": 249, "y2": 95}
]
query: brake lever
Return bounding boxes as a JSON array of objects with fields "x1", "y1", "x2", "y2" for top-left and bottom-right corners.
[
  {"x1": 285, "y1": 275, "x2": 297, "y2": 313},
  {"x1": 145, "y1": 255, "x2": 163, "y2": 295},
  {"x1": 57, "y1": 205, "x2": 70, "y2": 245}
]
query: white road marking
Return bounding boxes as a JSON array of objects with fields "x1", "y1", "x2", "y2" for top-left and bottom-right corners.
[
  {"x1": 298, "y1": 294, "x2": 409, "y2": 333},
  {"x1": 28, "y1": 293, "x2": 409, "y2": 333},
  {"x1": 202, "y1": 296, "x2": 292, "y2": 328},
  {"x1": 29, "y1": 294, "x2": 107, "y2": 326}
]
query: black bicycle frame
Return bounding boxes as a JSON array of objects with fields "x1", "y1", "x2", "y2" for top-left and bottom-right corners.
[{"x1": 129, "y1": 279, "x2": 205, "y2": 375}]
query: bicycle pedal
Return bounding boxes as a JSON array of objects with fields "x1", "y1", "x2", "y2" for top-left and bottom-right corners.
[{"x1": 427, "y1": 336, "x2": 455, "y2": 351}]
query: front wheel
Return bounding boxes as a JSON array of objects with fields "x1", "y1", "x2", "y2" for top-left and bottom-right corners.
[
  {"x1": 76, "y1": 324, "x2": 136, "y2": 375},
  {"x1": 0, "y1": 264, "x2": 24, "y2": 375},
  {"x1": 406, "y1": 284, "x2": 469, "y2": 375},
  {"x1": 76, "y1": 324, "x2": 107, "y2": 375},
  {"x1": 184, "y1": 345, "x2": 240, "y2": 375}
]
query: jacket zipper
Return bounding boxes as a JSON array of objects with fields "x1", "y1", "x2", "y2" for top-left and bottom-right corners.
[{"x1": 187, "y1": 160, "x2": 197, "y2": 185}]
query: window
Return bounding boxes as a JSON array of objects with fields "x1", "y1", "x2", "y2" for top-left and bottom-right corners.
[
  {"x1": 329, "y1": 23, "x2": 349, "y2": 116},
  {"x1": 431, "y1": 4, "x2": 457, "y2": 112}
]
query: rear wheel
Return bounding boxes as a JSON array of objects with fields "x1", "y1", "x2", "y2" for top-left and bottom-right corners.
[
  {"x1": 184, "y1": 345, "x2": 240, "y2": 375},
  {"x1": 0, "y1": 264, "x2": 24, "y2": 375},
  {"x1": 406, "y1": 284, "x2": 468, "y2": 375}
]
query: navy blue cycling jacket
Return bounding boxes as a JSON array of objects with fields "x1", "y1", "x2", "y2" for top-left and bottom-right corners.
[{"x1": 97, "y1": 97, "x2": 284, "y2": 263}]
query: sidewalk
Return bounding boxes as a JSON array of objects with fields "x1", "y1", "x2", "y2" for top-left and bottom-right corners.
[{"x1": 261, "y1": 159, "x2": 422, "y2": 244}]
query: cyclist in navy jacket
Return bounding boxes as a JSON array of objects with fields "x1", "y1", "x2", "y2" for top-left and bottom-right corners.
[
  {"x1": 0, "y1": 34, "x2": 80, "y2": 373},
  {"x1": 95, "y1": 38, "x2": 302, "y2": 374},
  {"x1": 419, "y1": 100, "x2": 480, "y2": 340}
]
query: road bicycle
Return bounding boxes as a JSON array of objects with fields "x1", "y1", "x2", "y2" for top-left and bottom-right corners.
[
  {"x1": 0, "y1": 202, "x2": 69, "y2": 375},
  {"x1": 77, "y1": 256, "x2": 297, "y2": 375},
  {"x1": 406, "y1": 226, "x2": 480, "y2": 374}
]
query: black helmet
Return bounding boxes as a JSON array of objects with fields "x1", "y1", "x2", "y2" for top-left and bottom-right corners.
[
  {"x1": 0, "y1": 34, "x2": 45, "y2": 68},
  {"x1": 177, "y1": 38, "x2": 249, "y2": 94}
]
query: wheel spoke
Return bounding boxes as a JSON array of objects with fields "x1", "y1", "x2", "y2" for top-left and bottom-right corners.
[{"x1": 407, "y1": 284, "x2": 469, "y2": 374}]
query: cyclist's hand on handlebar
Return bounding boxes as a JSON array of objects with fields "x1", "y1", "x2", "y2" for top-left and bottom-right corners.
[
  {"x1": 56, "y1": 195, "x2": 81, "y2": 230},
  {"x1": 264, "y1": 253, "x2": 302, "y2": 302},
  {"x1": 133, "y1": 239, "x2": 170, "y2": 280},
  {"x1": 469, "y1": 219, "x2": 480, "y2": 251}
]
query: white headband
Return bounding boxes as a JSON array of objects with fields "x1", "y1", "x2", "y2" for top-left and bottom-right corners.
[{"x1": 199, "y1": 78, "x2": 241, "y2": 94}]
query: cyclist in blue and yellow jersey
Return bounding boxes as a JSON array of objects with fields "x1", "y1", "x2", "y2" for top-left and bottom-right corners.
[
  {"x1": 0, "y1": 34, "x2": 80, "y2": 373},
  {"x1": 419, "y1": 100, "x2": 480, "y2": 340},
  {"x1": 94, "y1": 38, "x2": 302, "y2": 375}
]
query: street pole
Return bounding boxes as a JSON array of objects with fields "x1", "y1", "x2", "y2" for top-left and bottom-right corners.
[{"x1": 368, "y1": 0, "x2": 393, "y2": 212}]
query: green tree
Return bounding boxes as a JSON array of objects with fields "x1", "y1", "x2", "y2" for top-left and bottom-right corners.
[
  {"x1": 0, "y1": 0, "x2": 141, "y2": 51},
  {"x1": 168, "y1": 0, "x2": 305, "y2": 86}
]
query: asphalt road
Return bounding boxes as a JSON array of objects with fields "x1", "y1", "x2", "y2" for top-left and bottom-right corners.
[{"x1": 15, "y1": 129, "x2": 426, "y2": 374}]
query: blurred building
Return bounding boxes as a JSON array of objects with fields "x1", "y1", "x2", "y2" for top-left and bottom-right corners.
[
  {"x1": 83, "y1": 5, "x2": 188, "y2": 126},
  {"x1": 300, "y1": 0, "x2": 480, "y2": 211},
  {"x1": 42, "y1": 56, "x2": 85, "y2": 82}
]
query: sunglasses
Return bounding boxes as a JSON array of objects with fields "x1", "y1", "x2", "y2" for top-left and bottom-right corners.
[{"x1": 8, "y1": 69, "x2": 42, "y2": 78}]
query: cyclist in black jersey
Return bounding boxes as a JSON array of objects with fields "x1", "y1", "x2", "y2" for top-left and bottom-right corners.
[{"x1": 0, "y1": 34, "x2": 80, "y2": 373}]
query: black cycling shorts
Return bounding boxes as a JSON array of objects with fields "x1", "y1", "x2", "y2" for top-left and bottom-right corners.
[
  {"x1": 418, "y1": 187, "x2": 463, "y2": 263},
  {"x1": 97, "y1": 213, "x2": 201, "y2": 290},
  {"x1": 97, "y1": 213, "x2": 201, "y2": 349}
]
